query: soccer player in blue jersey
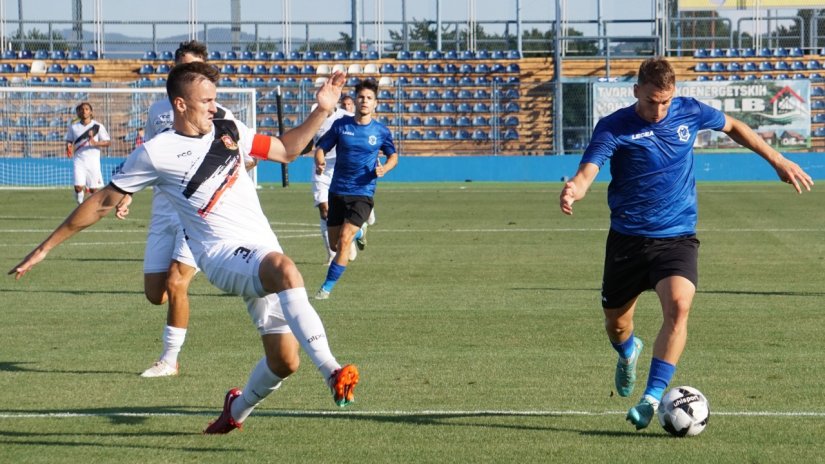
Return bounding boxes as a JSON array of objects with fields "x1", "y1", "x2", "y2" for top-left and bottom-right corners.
[
  {"x1": 313, "y1": 79, "x2": 397, "y2": 300},
  {"x1": 559, "y1": 57, "x2": 813, "y2": 430}
]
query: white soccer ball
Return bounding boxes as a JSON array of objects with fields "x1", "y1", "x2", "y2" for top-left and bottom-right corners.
[{"x1": 657, "y1": 386, "x2": 710, "y2": 437}]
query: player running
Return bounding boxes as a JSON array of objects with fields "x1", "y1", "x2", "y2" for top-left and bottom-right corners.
[{"x1": 65, "y1": 102, "x2": 111, "y2": 204}]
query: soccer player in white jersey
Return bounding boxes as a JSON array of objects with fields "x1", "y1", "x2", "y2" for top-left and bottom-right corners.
[
  {"x1": 65, "y1": 102, "x2": 111, "y2": 204},
  {"x1": 134, "y1": 40, "x2": 245, "y2": 379},
  {"x1": 10, "y1": 62, "x2": 359, "y2": 434},
  {"x1": 309, "y1": 95, "x2": 355, "y2": 264}
]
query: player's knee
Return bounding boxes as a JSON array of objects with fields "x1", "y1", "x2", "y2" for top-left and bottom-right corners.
[
  {"x1": 260, "y1": 253, "x2": 305, "y2": 293},
  {"x1": 144, "y1": 287, "x2": 167, "y2": 305},
  {"x1": 267, "y1": 353, "x2": 300, "y2": 378},
  {"x1": 166, "y1": 272, "x2": 191, "y2": 295}
]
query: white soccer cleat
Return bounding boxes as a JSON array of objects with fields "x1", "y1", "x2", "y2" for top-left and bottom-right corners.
[
  {"x1": 367, "y1": 209, "x2": 376, "y2": 226},
  {"x1": 348, "y1": 241, "x2": 357, "y2": 261},
  {"x1": 140, "y1": 360, "x2": 179, "y2": 378},
  {"x1": 314, "y1": 288, "x2": 331, "y2": 300}
]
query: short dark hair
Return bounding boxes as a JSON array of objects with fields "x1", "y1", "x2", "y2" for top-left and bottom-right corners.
[
  {"x1": 637, "y1": 57, "x2": 676, "y2": 90},
  {"x1": 340, "y1": 95, "x2": 354, "y2": 104},
  {"x1": 174, "y1": 40, "x2": 208, "y2": 64},
  {"x1": 166, "y1": 61, "x2": 220, "y2": 105},
  {"x1": 354, "y1": 78, "x2": 379, "y2": 97}
]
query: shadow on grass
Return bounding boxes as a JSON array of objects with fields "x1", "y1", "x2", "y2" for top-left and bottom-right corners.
[
  {"x1": 512, "y1": 287, "x2": 825, "y2": 297},
  {"x1": 0, "y1": 361, "x2": 134, "y2": 375},
  {"x1": 0, "y1": 406, "x2": 665, "y2": 439}
]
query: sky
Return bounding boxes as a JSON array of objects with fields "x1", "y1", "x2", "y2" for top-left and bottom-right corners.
[{"x1": 0, "y1": 0, "x2": 802, "y2": 41}]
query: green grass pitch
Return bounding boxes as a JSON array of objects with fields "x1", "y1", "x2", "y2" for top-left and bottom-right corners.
[{"x1": 1, "y1": 182, "x2": 824, "y2": 463}]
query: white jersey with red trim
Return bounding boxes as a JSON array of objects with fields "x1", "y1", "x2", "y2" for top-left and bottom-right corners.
[
  {"x1": 145, "y1": 99, "x2": 238, "y2": 227},
  {"x1": 112, "y1": 119, "x2": 277, "y2": 262}
]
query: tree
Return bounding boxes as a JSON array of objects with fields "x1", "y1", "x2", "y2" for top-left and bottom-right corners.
[{"x1": 8, "y1": 28, "x2": 67, "y2": 51}]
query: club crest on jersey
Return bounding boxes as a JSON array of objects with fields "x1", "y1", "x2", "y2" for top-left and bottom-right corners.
[
  {"x1": 221, "y1": 134, "x2": 238, "y2": 151},
  {"x1": 368, "y1": 135, "x2": 377, "y2": 146},
  {"x1": 677, "y1": 125, "x2": 690, "y2": 142}
]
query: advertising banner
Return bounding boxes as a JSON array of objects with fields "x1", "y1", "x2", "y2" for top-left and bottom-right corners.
[{"x1": 592, "y1": 79, "x2": 813, "y2": 150}]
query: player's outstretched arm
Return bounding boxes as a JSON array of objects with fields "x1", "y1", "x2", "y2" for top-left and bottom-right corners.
[
  {"x1": 721, "y1": 115, "x2": 814, "y2": 194},
  {"x1": 272, "y1": 71, "x2": 347, "y2": 161},
  {"x1": 559, "y1": 163, "x2": 599, "y2": 215},
  {"x1": 8, "y1": 185, "x2": 128, "y2": 280}
]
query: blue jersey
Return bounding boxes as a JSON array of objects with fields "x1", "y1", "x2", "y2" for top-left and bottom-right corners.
[
  {"x1": 581, "y1": 97, "x2": 726, "y2": 238},
  {"x1": 317, "y1": 116, "x2": 396, "y2": 197}
]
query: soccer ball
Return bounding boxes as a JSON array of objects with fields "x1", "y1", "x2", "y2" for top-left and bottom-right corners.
[{"x1": 657, "y1": 386, "x2": 710, "y2": 437}]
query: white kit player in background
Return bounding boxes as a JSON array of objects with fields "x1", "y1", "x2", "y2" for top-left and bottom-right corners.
[
  {"x1": 131, "y1": 40, "x2": 247, "y2": 379},
  {"x1": 65, "y1": 102, "x2": 111, "y2": 204},
  {"x1": 309, "y1": 95, "x2": 356, "y2": 264},
  {"x1": 10, "y1": 62, "x2": 360, "y2": 435}
]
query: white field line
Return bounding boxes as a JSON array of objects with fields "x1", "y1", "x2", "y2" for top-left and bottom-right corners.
[{"x1": 1, "y1": 409, "x2": 824, "y2": 419}]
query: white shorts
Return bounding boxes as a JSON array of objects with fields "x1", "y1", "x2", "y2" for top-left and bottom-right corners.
[
  {"x1": 312, "y1": 161, "x2": 335, "y2": 206},
  {"x1": 72, "y1": 155, "x2": 103, "y2": 189},
  {"x1": 143, "y1": 212, "x2": 198, "y2": 273},
  {"x1": 199, "y1": 240, "x2": 290, "y2": 336}
]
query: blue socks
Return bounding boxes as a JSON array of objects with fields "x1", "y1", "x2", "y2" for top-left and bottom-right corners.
[
  {"x1": 643, "y1": 357, "x2": 676, "y2": 401},
  {"x1": 354, "y1": 229, "x2": 363, "y2": 240},
  {"x1": 321, "y1": 261, "x2": 346, "y2": 292},
  {"x1": 611, "y1": 334, "x2": 637, "y2": 360}
]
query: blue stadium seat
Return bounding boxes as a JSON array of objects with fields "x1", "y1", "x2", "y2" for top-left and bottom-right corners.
[
  {"x1": 303, "y1": 50, "x2": 318, "y2": 61},
  {"x1": 367, "y1": 50, "x2": 380, "y2": 60},
  {"x1": 792, "y1": 73, "x2": 805, "y2": 79},
  {"x1": 2, "y1": 49, "x2": 17, "y2": 59},
  {"x1": 492, "y1": 50, "x2": 507, "y2": 60},
  {"x1": 724, "y1": 48, "x2": 739, "y2": 57},
  {"x1": 758, "y1": 61, "x2": 774, "y2": 71},
  {"x1": 811, "y1": 100, "x2": 825, "y2": 110},
  {"x1": 161, "y1": 51, "x2": 174, "y2": 60},
  {"x1": 712, "y1": 74, "x2": 725, "y2": 81},
  {"x1": 457, "y1": 103, "x2": 473, "y2": 112},
  {"x1": 708, "y1": 48, "x2": 723, "y2": 58},
  {"x1": 33, "y1": 49, "x2": 48, "y2": 60},
  {"x1": 423, "y1": 116, "x2": 439, "y2": 126},
  {"x1": 773, "y1": 48, "x2": 789, "y2": 57},
  {"x1": 443, "y1": 76, "x2": 458, "y2": 86},
  {"x1": 1, "y1": 63, "x2": 14, "y2": 73},
  {"x1": 507, "y1": 50, "x2": 521, "y2": 59},
  {"x1": 455, "y1": 129, "x2": 471, "y2": 140},
  {"x1": 807, "y1": 60, "x2": 822, "y2": 70},
  {"x1": 791, "y1": 60, "x2": 805, "y2": 71},
  {"x1": 408, "y1": 102, "x2": 424, "y2": 113},
  {"x1": 410, "y1": 89, "x2": 425, "y2": 100},
  {"x1": 760, "y1": 74, "x2": 774, "y2": 80},
  {"x1": 428, "y1": 63, "x2": 444, "y2": 73},
  {"x1": 425, "y1": 89, "x2": 440, "y2": 99},
  {"x1": 380, "y1": 63, "x2": 396, "y2": 74},
  {"x1": 397, "y1": 50, "x2": 411, "y2": 60},
  {"x1": 301, "y1": 64, "x2": 315, "y2": 74},
  {"x1": 349, "y1": 50, "x2": 364, "y2": 60},
  {"x1": 444, "y1": 50, "x2": 459, "y2": 60},
  {"x1": 694, "y1": 62, "x2": 709, "y2": 72},
  {"x1": 47, "y1": 63, "x2": 63, "y2": 73},
  {"x1": 260, "y1": 117, "x2": 276, "y2": 128},
  {"x1": 376, "y1": 102, "x2": 393, "y2": 113},
  {"x1": 814, "y1": 127, "x2": 825, "y2": 137},
  {"x1": 695, "y1": 75, "x2": 709, "y2": 81},
  {"x1": 269, "y1": 64, "x2": 285, "y2": 74},
  {"x1": 458, "y1": 76, "x2": 474, "y2": 86},
  {"x1": 460, "y1": 50, "x2": 475, "y2": 60},
  {"x1": 208, "y1": 50, "x2": 222, "y2": 60},
  {"x1": 406, "y1": 130, "x2": 422, "y2": 140},
  {"x1": 814, "y1": 114, "x2": 825, "y2": 123},
  {"x1": 741, "y1": 48, "x2": 756, "y2": 57},
  {"x1": 427, "y1": 50, "x2": 444, "y2": 60},
  {"x1": 426, "y1": 76, "x2": 442, "y2": 87},
  {"x1": 504, "y1": 128, "x2": 519, "y2": 140},
  {"x1": 471, "y1": 129, "x2": 488, "y2": 141},
  {"x1": 742, "y1": 62, "x2": 757, "y2": 72},
  {"x1": 438, "y1": 130, "x2": 454, "y2": 140},
  {"x1": 79, "y1": 76, "x2": 92, "y2": 86},
  {"x1": 224, "y1": 50, "x2": 238, "y2": 60},
  {"x1": 709, "y1": 62, "x2": 724, "y2": 72},
  {"x1": 424, "y1": 102, "x2": 440, "y2": 113},
  {"x1": 472, "y1": 116, "x2": 489, "y2": 126},
  {"x1": 65, "y1": 63, "x2": 80, "y2": 74},
  {"x1": 19, "y1": 49, "x2": 33, "y2": 59},
  {"x1": 456, "y1": 116, "x2": 471, "y2": 127},
  {"x1": 238, "y1": 64, "x2": 253, "y2": 74},
  {"x1": 775, "y1": 61, "x2": 790, "y2": 71},
  {"x1": 239, "y1": 50, "x2": 254, "y2": 61},
  {"x1": 254, "y1": 64, "x2": 268, "y2": 75},
  {"x1": 474, "y1": 89, "x2": 490, "y2": 99},
  {"x1": 423, "y1": 130, "x2": 437, "y2": 140},
  {"x1": 458, "y1": 63, "x2": 473, "y2": 74},
  {"x1": 143, "y1": 50, "x2": 158, "y2": 60},
  {"x1": 474, "y1": 63, "x2": 491, "y2": 73},
  {"x1": 441, "y1": 89, "x2": 457, "y2": 100},
  {"x1": 221, "y1": 64, "x2": 236, "y2": 74},
  {"x1": 156, "y1": 63, "x2": 171, "y2": 73},
  {"x1": 411, "y1": 76, "x2": 426, "y2": 86},
  {"x1": 790, "y1": 47, "x2": 804, "y2": 57},
  {"x1": 440, "y1": 102, "x2": 457, "y2": 113},
  {"x1": 440, "y1": 116, "x2": 456, "y2": 126},
  {"x1": 457, "y1": 89, "x2": 473, "y2": 99},
  {"x1": 412, "y1": 50, "x2": 427, "y2": 60},
  {"x1": 473, "y1": 103, "x2": 490, "y2": 112},
  {"x1": 728, "y1": 75, "x2": 742, "y2": 81},
  {"x1": 776, "y1": 73, "x2": 789, "y2": 80},
  {"x1": 286, "y1": 64, "x2": 300, "y2": 75},
  {"x1": 219, "y1": 76, "x2": 234, "y2": 86},
  {"x1": 504, "y1": 102, "x2": 520, "y2": 113},
  {"x1": 408, "y1": 116, "x2": 423, "y2": 126},
  {"x1": 725, "y1": 62, "x2": 741, "y2": 72},
  {"x1": 506, "y1": 63, "x2": 520, "y2": 73},
  {"x1": 62, "y1": 76, "x2": 76, "y2": 84},
  {"x1": 12, "y1": 63, "x2": 28, "y2": 72},
  {"x1": 51, "y1": 50, "x2": 67, "y2": 60}
]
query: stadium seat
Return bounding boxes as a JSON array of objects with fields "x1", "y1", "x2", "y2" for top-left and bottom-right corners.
[
  {"x1": 286, "y1": 64, "x2": 300, "y2": 75},
  {"x1": 760, "y1": 74, "x2": 774, "y2": 80},
  {"x1": 507, "y1": 50, "x2": 521, "y2": 59},
  {"x1": 758, "y1": 61, "x2": 774, "y2": 71},
  {"x1": 474, "y1": 89, "x2": 491, "y2": 99},
  {"x1": 2, "y1": 49, "x2": 17, "y2": 60},
  {"x1": 773, "y1": 48, "x2": 789, "y2": 57},
  {"x1": 332, "y1": 51, "x2": 348, "y2": 61},
  {"x1": 397, "y1": 50, "x2": 411, "y2": 60},
  {"x1": 456, "y1": 116, "x2": 471, "y2": 127},
  {"x1": 238, "y1": 64, "x2": 252, "y2": 74},
  {"x1": 504, "y1": 128, "x2": 519, "y2": 140},
  {"x1": 380, "y1": 63, "x2": 396, "y2": 74},
  {"x1": 347, "y1": 63, "x2": 362, "y2": 74},
  {"x1": 349, "y1": 50, "x2": 364, "y2": 60},
  {"x1": 457, "y1": 89, "x2": 473, "y2": 99},
  {"x1": 695, "y1": 75, "x2": 709, "y2": 82},
  {"x1": 33, "y1": 49, "x2": 48, "y2": 60},
  {"x1": 458, "y1": 76, "x2": 474, "y2": 86},
  {"x1": 807, "y1": 60, "x2": 822, "y2": 70},
  {"x1": 156, "y1": 63, "x2": 171, "y2": 73},
  {"x1": 301, "y1": 64, "x2": 315, "y2": 74},
  {"x1": 457, "y1": 103, "x2": 473, "y2": 112},
  {"x1": 440, "y1": 116, "x2": 456, "y2": 126},
  {"x1": 138, "y1": 64, "x2": 154, "y2": 75},
  {"x1": 423, "y1": 130, "x2": 437, "y2": 140},
  {"x1": 367, "y1": 50, "x2": 380, "y2": 60},
  {"x1": 725, "y1": 62, "x2": 741, "y2": 72},
  {"x1": 460, "y1": 50, "x2": 475, "y2": 60},
  {"x1": 814, "y1": 114, "x2": 825, "y2": 123},
  {"x1": 492, "y1": 50, "x2": 507, "y2": 60},
  {"x1": 363, "y1": 63, "x2": 379, "y2": 74},
  {"x1": 378, "y1": 76, "x2": 393, "y2": 87},
  {"x1": 406, "y1": 130, "x2": 422, "y2": 140},
  {"x1": 65, "y1": 63, "x2": 80, "y2": 74},
  {"x1": 811, "y1": 100, "x2": 825, "y2": 110},
  {"x1": 208, "y1": 50, "x2": 222, "y2": 60},
  {"x1": 428, "y1": 50, "x2": 444, "y2": 60},
  {"x1": 79, "y1": 76, "x2": 92, "y2": 86},
  {"x1": 427, "y1": 63, "x2": 444, "y2": 73},
  {"x1": 742, "y1": 62, "x2": 757, "y2": 72},
  {"x1": 424, "y1": 102, "x2": 440, "y2": 113},
  {"x1": 712, "y1": 74, "x2": 725, "y2": 81},
  {"x1": 376, "y1": 102, "x2": 393, "y2": 113},
  {"x1": 694, "y1": 62, "x2": 710, "y2": 72},
  {"x1": 303, "y1": 50, "x2": 318, "y2": 61},
  {"x1": 254, "y1": 64, "x2": 269, "y2": 75},
  {"x1": 221, "y1": 64, "x2": 236, "y2": 74},
  {"x1": 455, "y1": 129, "x2": 471, "y2": 140},
  {"x1": 161, "y1": 50, "x2": 174, "y2": 60},
  {"x1": 423, "y1": 116, "x2": 439, "y2": 127},
  {"x1": 407, "y1": 102, "x2": 424, "y2": 113},
  {"x1": 143, "y1": 50, "x2": 158, "y2": 60},
  {"x1": 791, "y1": 60, "x2": 805, "y2": 71},
  {"x1": 708, "y1": 48, "x2": 723, "y2": 58},
  {"x1": 440, "y1": 102, "x2": 457, "y2": 113},
  {"x1": 504, "y1": 102, "x2": 520, "y2": 113},
  {"x1": 741, "y1": 48, "x2": 756, "y2": 57},
  {"x1": 269, "y1": 64, "x2": 285, "y2": 74},
  {"x1": 441, "y1": 89, "x2": 457, "y2": 100},
  {"x1": 408, "y1": 116, "x2": 423, "y2": 126},
  {"x1": 18, "y1": 49, "x2": 33, "y2": 59},
  {"x1": 474, "y1": 63, "x2": 491, "y2": 73},
  {"x1": 472, "y1": 116, "x2": 489, "y2": 126},
  {"x1": 443, "y1": 76, "x2": 458, "y2": 86},
  {"x1": 445, "y1": 50, "x2": 459, "y2": 60},
  {"x1": 471, "y1": 129, "x2": 488, "y2": 141},
  {"x1": 775, "y1": 61, "x2": 790, "y2": 71},
  {"x1": 438, "y1": 130, "x2": 454, "y2": 140},
  {"x1": 459, "y1": 63, "x2": 473, "y2": 74},
  {"x1": 709, "y1": 62, "x2": 724, "y2": 72},
  {"x1": 412, "y1": 50, "x2": 427, "y2": 60},
  {"x1": 239, "y1": 51, "x2": 254, "y2": 61},
  {"x1": 814, "y1": 127, "x2": 825, "y2": 137}
]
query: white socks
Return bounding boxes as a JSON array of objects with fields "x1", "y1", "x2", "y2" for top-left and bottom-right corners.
[
  {"x1": 232, "y1": 357, "x2": 283, "y2": 423},
  {"x1": 320, "y1": 219, "x2": 334, "y2": 260},
  {"x1": 159, "y1": 325, "x2": 186, "y2": 366},
  {"x1": 278, "y1": 287, "x2": 340, "y2": 379},
  {"x1": 75, "y1": 191, "x2": 84, "y2": 204}
]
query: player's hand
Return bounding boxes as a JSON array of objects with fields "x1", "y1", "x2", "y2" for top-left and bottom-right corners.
[
  {"x1": 8, "y1": 248, "x2": 48, "y2": 280},
  {"x1": 375, "y1": 158, "x2": 385, "y2": 178},
  {"x1": 315, "y1": 158, "x2": 326, "y2": 175},
  {"x1": 115, "y1": 194, "x2": 133, "y2": 220},
  {"x1": 774, "y1": 158, "x2": 813, "y2": 194},
  {"x1": 316, "y1": 70, "x2": 347, "y2": 114},
  {"x1": 560, "y1": 181, "x2": 578, "y2": 215}
]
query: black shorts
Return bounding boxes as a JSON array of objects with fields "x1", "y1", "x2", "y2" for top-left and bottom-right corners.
[
  {"x1": 601, "y1": 229, "x2": 700, "y2": 309},
  {"x1": 326, "y1": 193, "x2": 374, "y2": 228}
]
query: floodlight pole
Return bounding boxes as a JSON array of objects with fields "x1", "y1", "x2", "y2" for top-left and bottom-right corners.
[{"x1": 553, "y1": 0, "x2": 564, "y2": 155}]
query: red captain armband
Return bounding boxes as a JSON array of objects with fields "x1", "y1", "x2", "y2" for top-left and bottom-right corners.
[{"x1": 250, "y1": 134, "x2": 271, "y2": 160}]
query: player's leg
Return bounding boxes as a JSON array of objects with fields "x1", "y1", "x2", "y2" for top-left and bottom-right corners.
[
  {"x1": 72, "y1": 159, "x2": 86, "y2": 204},
  {"x1": 144, "y1": 272, "x2": 168, "y2": 305},
  {"x1": 627, "y1": 236, "x2": 699, "y2": 430},
  {"x1": 316, "y1": 195, "x2": 372, "y2": 300}
]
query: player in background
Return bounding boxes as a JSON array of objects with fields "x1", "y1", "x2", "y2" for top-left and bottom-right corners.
[
  {"x1": 307, "y1": 95, "x2": 361, "y2": 265},
  {"x1": 10, "y1": 62, "x2": 359, "y2": 435},
  {"x1": 314, "y1": 79, "x2": 397, "y2": 300},
  {"x1": 559, "y1": 57, "x2": 813, "y2": 430},
  {"x1": 65, "y1": 102, "x2": 111, "y2": 204},
  {"x1": 135, "y1": 40, "x2": 248, "y2": 378}
]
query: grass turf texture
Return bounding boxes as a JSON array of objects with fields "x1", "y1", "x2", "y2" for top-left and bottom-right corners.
[{"x1": 1, "y1": 182, "x2": 823, "y2": 463}]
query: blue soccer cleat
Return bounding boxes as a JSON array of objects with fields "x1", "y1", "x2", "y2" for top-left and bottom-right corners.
[
  {"x1": 626, "y1": 394, "x2": 659, "y2": 430},
  {"x1": 615, "y1": 337, "x2": 643, "y2": 397}
]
